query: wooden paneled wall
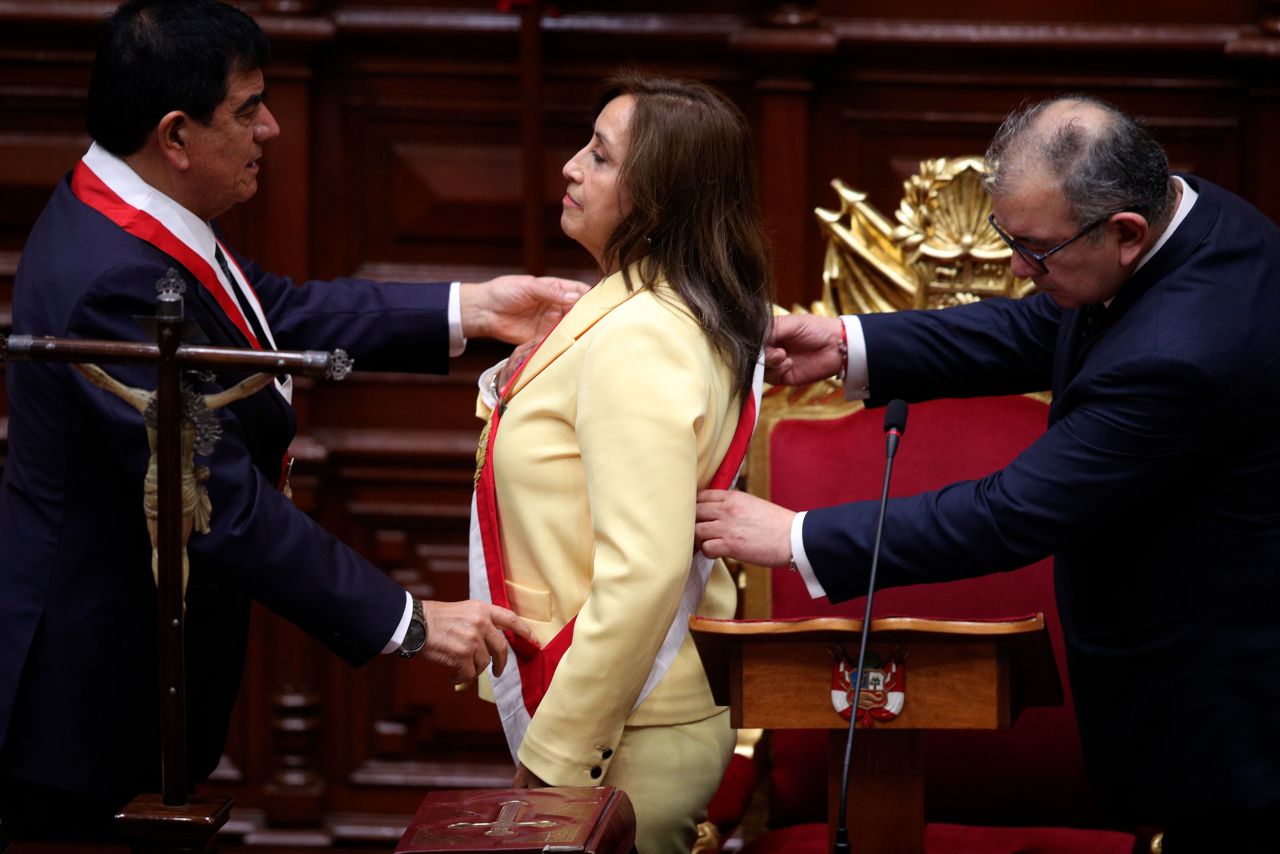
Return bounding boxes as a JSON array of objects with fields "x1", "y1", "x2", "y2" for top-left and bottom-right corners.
[{"x1": 2, "y1": 0, "x2": 1279, "y2": 845}]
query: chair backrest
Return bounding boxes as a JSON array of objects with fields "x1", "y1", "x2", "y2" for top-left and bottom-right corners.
[
  {"x1": 751, "y1": 158, "x2": 1105, "y2": 831},
  {"x1": 761, "y1": 396, "x2": 1103, "y2": 829}
]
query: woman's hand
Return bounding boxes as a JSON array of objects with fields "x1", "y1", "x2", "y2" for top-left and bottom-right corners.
[{"x1": 512, "y1": 762, "x2": 549, "y2": 788}]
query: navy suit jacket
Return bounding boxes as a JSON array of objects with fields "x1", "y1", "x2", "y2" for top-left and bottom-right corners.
[
  {"x1": 803, "y1": 175, "x2": 1280, "y2": 824},
  {"x1": 0, "y1": 174, "x2": 453, "y2": 800}
]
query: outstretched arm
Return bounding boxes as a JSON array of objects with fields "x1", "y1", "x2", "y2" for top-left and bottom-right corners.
[
  {"x1": 202, "y1": 372, "x2": 275, "y2": 410},
  {"x1": 74, "y1": 362, "x2": 151, "y2": 414}
]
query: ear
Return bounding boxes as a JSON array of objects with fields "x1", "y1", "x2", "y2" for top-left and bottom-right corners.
[
  {"x1": 1111, "y1": 212, "x2": 1149, "y2": 267},
  {"x1": 155, "y1": 110, "x2": 192, "y2": 170}
]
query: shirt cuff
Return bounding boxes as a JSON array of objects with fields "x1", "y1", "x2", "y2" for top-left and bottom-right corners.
[
  {"x1": 842, "y1": 315, "x2": 870, "y2": 401},
  {"x1": 789, "y1": 511, "x2": 828, "y2": 600},
  {"x1": 448, "y1": 281, "x2": 465, "y2": 357},
  {"x1": 381, "y1": 590, "x2": 415, "y2": 654},
  {"x1": 477, "y1": 359, "x2": 508, "y2": 411}
]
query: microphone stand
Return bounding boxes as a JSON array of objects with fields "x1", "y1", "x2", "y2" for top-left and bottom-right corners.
[{"x1": 833, "y1": 400, "x2": 907, "y2": 854}]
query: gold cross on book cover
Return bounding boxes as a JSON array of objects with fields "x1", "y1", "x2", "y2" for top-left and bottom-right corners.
[{"x1": 395, "y1": 786, "x2": 635, "y2": 853}]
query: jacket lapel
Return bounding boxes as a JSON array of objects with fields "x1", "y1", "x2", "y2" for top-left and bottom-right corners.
[{"x1": 506, "y1": 269, "x2": 645, "y2": 399}]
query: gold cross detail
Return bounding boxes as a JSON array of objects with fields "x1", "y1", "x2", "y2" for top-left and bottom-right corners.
[{"x1": 448, "y1": 799, "x2": 559, "y2": 837}]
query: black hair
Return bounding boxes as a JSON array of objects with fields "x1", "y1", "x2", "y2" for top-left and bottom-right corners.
[{"x1": 87, "y1": 0, "x2": 270, "y2": 156}]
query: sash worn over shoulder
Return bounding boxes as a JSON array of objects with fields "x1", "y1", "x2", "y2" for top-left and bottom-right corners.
[
  {"x1": 72, "y1": 148, "x2": 276, "y2": 354},
  {"x1": 469, "y1": 342, "x2": 765, "y2": 761},
  {"x1": 71, "y1": 145, "x2": 295, "y2": 489}
]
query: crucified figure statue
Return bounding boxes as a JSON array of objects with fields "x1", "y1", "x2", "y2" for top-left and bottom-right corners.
[{"x1": 75, "y1": 363, "x2": 276, "y2": 603}]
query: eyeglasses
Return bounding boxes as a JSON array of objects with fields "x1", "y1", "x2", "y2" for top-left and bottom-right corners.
[{"x1": 987, "y1": 213, "x2": 1110, "y2": 276}]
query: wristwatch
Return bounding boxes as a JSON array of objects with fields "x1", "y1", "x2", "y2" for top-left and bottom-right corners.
[{"x1": 397, "y1": 598, "x2": 428, "y2": 659}]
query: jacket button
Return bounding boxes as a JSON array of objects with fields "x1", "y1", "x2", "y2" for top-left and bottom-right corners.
[{"x1": 590, "y1": 766, "x2": 602, "y2": 779}]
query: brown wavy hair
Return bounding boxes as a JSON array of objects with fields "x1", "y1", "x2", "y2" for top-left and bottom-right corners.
[{"x1": 595, "y1": 72, "x2": 774, "y2": 401}]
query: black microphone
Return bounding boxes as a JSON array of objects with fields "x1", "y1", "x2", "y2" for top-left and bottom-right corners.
[
  {"x1": 833, "y1": 399, "x2": 908, "y2": 854},
  {"x1": 882, "y1": 398, "x2": 907, "y2": 460}
]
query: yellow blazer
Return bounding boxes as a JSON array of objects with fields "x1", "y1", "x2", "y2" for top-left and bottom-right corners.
[{"x1": 484, "y1": 267, "x2": 740, "y2": 786}]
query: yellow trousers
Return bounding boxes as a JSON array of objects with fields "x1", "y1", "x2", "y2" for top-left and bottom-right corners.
[{"x1": 601, "y1": 709, "x2": 735, "y2": 854}]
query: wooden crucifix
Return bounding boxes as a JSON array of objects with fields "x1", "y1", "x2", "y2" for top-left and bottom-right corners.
[{"x1": 1, "y1": 269, "x2": 353, "y2": 852}]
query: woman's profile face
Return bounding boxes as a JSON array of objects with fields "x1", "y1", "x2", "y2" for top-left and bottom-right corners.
[{"x1": 561, "y1": 94, "x2": 635, "y2": 272}]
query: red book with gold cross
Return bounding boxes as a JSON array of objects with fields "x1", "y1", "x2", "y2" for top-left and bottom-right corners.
[{"x1": 395, "y1": 786, "x2": 635, "y2": 854}]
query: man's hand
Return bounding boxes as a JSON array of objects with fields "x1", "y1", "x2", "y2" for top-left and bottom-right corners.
[
  {"x1": 695, "y1": 489, "x2": 795, "y2": 567},
  {"x1": 421, "y1": 599, "x2": 534, "y2": 684},
  {"x1": 765, "y1": 314, "x2": 846, "y2": 386},
  {"x1": 460, "y1": 275, "x2": 590, "y2": 344},
  {"x1": 511, "y1": 762, "x2": 549, "y2": 789}
]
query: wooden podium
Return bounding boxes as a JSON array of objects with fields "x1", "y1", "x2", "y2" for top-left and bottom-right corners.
[{"x1": 690, "y1": 614, "x2": 1062, "y2": 854}]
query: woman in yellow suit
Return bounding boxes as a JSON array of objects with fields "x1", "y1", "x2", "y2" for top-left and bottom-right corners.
[{"x1": 469, "y1": 73, "x2": 774, "y2": 853}]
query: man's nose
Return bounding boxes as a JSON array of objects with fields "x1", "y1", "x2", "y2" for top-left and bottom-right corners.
[
  {"x1": 255, "y1": 105, "x2": 281, "y2": 142},
  {"x1": 1009, "y1": 252, "x2": 1041, "y2": 280}
]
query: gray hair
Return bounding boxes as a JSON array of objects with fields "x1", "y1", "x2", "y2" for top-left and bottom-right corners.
[{"x1": 984, "y1": 95, "x2": 1174, "y2": 236}]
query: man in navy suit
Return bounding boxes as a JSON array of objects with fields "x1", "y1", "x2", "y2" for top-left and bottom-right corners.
[
  {"x1": 0, "y1": 0, "x2": 580, "y2": 838},
  {"x1": 697, "y1": 96, "x2": 1280, "y2": 852}
]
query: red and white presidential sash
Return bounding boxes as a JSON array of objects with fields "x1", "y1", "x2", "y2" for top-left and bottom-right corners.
[
  {"x1": 72, "y1": 144, "x2": 295, "y2": 491},
  {"x1": 71, "y1": 145, "x2": 286, "y2": 391},
  {"x1": 469, "y1": 349, "x2": 765, "y2": 760}
]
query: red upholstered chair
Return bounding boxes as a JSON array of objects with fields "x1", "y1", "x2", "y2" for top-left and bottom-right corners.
[{"x1": 699, "y1": 159, "x2": 1142, "y2": 853}]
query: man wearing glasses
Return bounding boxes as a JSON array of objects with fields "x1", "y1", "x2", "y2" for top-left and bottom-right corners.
[{"x1": 695, "y1": 95, "x2": 1280, "y2": 852}]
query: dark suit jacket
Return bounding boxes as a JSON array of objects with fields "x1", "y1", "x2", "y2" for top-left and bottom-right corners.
[
  {"x1": 802, "y1": 175, "x2": 1280, "y2": 824},
  {"x1": 0, "y1": 174, "x2": 452, "y2": 802}
]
